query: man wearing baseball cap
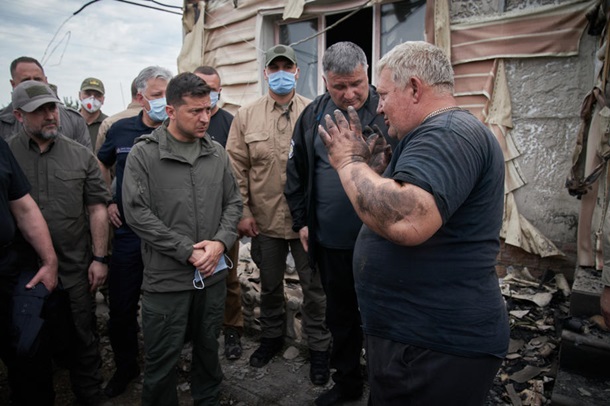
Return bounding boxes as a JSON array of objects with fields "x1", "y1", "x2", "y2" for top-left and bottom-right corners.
[
  {"x1": 226, "y1": 44, "x2": 331, "y2": 385},
  {"x1": 8, "y1": 80, "x2": 110, "y2": 405},
  {"x1": 79, "y1": 77, "x2": 108, "y2": 148},
  {"x1": 0, "y1": 56, "x2": 91, "y2": 149}
]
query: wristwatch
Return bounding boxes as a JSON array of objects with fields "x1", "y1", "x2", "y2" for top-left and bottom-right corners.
[{"x1": 92, "y1": 255, "x2": 110, "y2": 264}]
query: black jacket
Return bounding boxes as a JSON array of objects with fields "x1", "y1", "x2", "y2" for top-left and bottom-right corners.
[{"x1": 284, "y1": 86, "x2": 393, "y2": 264}]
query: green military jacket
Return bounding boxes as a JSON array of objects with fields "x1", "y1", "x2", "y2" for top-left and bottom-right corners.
[{"x1": 122, "y1": 122, "x2": 242, "y2": 293}]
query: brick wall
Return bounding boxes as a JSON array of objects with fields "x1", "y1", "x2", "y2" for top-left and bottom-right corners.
[{"x1": 496, "y1": 239, "x2": 577, "y2": 281}]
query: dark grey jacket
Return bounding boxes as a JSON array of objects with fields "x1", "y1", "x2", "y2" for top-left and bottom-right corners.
[{"x1": 284, "y1": 86, "x2": 393, "y2": 265}]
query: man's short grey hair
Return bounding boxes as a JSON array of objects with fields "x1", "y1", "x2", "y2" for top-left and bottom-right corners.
[
  {"x1": 134, "y1": 66, "x2": 173, "y2": 94},
  {"x1": 376, "y1": 41, "x2": 454, "y2": 93},
  {"x1": 322, "y1": 41, "x2": 368, "y2": 77}
]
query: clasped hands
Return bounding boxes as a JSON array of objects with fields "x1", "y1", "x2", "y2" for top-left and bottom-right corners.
[
  {"x1": 318, "y1": 106, "x2": 392, "y2": 174},
  {"x1": 190, "y1": 240, "x2": 224, "y2": 277}
]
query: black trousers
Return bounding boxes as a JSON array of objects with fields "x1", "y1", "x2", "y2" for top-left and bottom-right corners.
[
  {"x1": 108, "y1": 231, "x2": 144, "y2": 371},
  {"x1": 0, "y1": 246, "x2": 55, "y2": 405},
  {"x1": 366, "y1": 335, "x2": 502, "y2": 406},
  {"x1": 314, "y1": 245, "x2": 363, "y2": 394}
]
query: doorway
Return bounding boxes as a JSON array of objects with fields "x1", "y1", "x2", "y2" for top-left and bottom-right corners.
[{"x1": 325, "y1": 7, "x2": 373, "y2": 79}]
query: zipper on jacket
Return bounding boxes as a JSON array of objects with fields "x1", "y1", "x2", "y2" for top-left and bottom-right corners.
[{"x1": 191, "y1": 167, "x2": 199, "y2": 242}]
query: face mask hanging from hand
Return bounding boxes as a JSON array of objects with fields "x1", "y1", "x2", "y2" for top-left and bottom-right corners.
[
  {"x1": 81, "y1": 96, "x2": 102, "y2": 113},
  {"x1": 145, "y1": 96, "x2": 168, "y2": 123},
  {"x1": 268, "y1": 71, "x2": 296, "y2": 95}
]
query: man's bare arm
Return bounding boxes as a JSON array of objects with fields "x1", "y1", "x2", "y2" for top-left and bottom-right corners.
[
  {"x1": 318, "y1": 107, "x2": 442, "y2": 246},
  {"x1": 87, "y1": 203, "x2": 109, "y2": 291},
  {"x1": 9, "y1": 194, "x2": 58, "y2": 291}
]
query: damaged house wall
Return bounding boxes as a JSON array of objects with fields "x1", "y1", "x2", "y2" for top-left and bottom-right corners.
[
  {"x1": 386, "y1": 0, "x2": 597, "y2": 274},
  {"x1": 438, "y1": 0, "x2": 598, "y2": 276}
]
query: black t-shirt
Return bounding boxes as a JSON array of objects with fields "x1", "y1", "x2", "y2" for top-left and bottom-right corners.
[
  {"x1": 354, "y1": 110, "x2": 510, "y2": 358},
  {"x1": 208, "y1": 108, "x2": 234, "y2": 148},
  {"x1": 0, "y1": 138, "x2": 30, "y2": 246}
]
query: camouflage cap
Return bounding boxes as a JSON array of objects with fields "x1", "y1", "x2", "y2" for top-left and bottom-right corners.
[
  {"x1": 265, "y1": 44, "x2": 297, "y2": 66},
  {"x1": 80, "y1": 77, "x2": 105, "y2": 95},
  {"x1": 12, "y1": 80, "x2": 62, "y2": 113}
]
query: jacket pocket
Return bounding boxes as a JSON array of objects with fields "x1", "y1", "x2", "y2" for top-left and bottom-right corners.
[
  {"x1": 52, "y1": 170, "x2": 85, "y2": 218},
  {"x1": 244, "y1": 132, "x2": 273, "y2": 162}
]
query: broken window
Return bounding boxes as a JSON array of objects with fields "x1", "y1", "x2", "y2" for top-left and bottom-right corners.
[{"x1": 275, "y1": 0, "x2": 426, "y2": 99}]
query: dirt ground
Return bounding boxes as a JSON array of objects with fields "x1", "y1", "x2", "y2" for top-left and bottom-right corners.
[{"x1": 0, "y1": 271, "x2": 573, "y2": 406}]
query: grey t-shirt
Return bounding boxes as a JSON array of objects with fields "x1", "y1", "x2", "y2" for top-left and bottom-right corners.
[{"x1": 166, "y1": 132, "x2": 202, "y2": 165}]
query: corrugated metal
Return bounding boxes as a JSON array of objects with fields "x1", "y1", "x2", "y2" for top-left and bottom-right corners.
[{"x1": 204, "y1": 17, "x2": 257, "y2": 51}]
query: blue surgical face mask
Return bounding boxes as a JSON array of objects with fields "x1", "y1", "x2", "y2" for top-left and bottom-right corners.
[
  {"x1": 209, "y1": 91, "x2": 220, "y2": 108},
  {"x1": 145, "y1": 96, "x2": 168, "y2": 123},
  {"x1": 268, "y1": 70, "x2": 296, "y2": 95}
]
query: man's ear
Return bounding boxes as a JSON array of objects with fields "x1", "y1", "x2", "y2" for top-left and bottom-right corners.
[
  {"x1": 13, "y1": 109, "x2": 24, "y2": 123},
  {"x1": 410, "y1": 77, "x2": 424, "y2": 102},
  {"x1": 136, "y1": 92, "x2": 145, "y2": 107},
  {"x1": 165, "y1": 104, "x2": 176, "y2": 120}
]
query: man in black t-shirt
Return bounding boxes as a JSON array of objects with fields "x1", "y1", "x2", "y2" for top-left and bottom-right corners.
[
  {"x1": 0, "y1": 138, "x2": 57, "y2": 405},
  {"x1": 194, "y1": 66, "x2": 234, "y2": 148},
  {"x1": 318, "y1": 41, "x2": 509, "y2": 406}
]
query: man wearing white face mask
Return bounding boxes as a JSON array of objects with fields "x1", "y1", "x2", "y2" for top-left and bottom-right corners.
[
  {"x1": 78, "y1": 77, "x2": 107, "y2": 148},
  {"x1": 226, "y1": 45, "x2": 331, "y2": 385}
]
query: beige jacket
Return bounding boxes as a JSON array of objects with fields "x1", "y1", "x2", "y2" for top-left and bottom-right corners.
[{"x1": 226, "y1": 92, "x2": 311, "y2": 239}]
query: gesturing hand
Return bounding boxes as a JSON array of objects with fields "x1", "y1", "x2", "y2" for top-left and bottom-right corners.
[
  {"x1": 363, "y1": 124, "x2": 392, "y2": 175},
  {"x1": 318, "y1": 106, "x2": 371, "y2": 170}
]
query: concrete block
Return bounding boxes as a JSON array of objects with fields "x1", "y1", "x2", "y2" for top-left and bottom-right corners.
[
  {"x1": 569, "y1": 267, "x2": 603, "y2": 318},
  {"x1": 558, "y1": 329, "x2": 610, "y2": 379},
  {"x1": 551, "y1": 368, "x2": 610, "y2": 406}
]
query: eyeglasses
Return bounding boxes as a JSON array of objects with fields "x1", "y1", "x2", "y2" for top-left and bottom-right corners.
[{"x1": 192, "y1": 254, "x2": 234, "y2": 290}]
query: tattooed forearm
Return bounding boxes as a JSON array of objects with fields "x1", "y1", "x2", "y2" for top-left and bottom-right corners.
[
  {"x1": 351, "y1": 166, "x2": 425, "y2": 232},
  {"x1": 355, "y1": 176, "x2": 403, "y2": 224}
]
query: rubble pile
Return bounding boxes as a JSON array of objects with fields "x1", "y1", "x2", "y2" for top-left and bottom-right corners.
[
  {"x1": 4, "y1": 243, "x2": 605, "y2": 405},
  {"x1": 237, "y1": 242, "x2": 305, "y2": 342},
  {"x1": 488, "y1": 266, "x2": 572, "y2": 406},
  {"x1": 233, "y1": 245, "x2": 582, "y2": 405}
]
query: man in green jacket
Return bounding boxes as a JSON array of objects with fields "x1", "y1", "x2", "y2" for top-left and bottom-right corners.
[{"x1": 122, "y1": 72, "x2": 242, "y2": 406}]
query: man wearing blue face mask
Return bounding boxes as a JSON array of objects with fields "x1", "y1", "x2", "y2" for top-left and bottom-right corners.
[
  {"x1": 97, "y1": 65, "x2": 173, "y2": 398},
  {"x1": 193, "y1": 66, "x2": 234, "y2": 148},
  {"x1": 226, "y1": 45, "x2": 331, "y2": 386}
]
